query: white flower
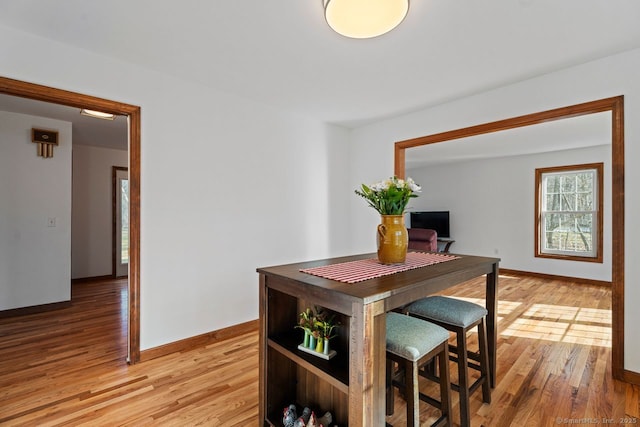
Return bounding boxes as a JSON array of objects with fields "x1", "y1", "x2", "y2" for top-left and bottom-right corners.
[
  {"x1": 406, "y1": 177, "x2": 421, "y2": 192},
  {"x1": 371, "y1": 180, "x2": 389, "y2": 192},
  {"x1": 356, "y1": 175, "x2": 422, "y2": 215}
]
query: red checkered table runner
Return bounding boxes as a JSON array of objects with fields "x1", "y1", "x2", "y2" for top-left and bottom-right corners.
[{"x1": 300, "y1": 251, "x2": 459, "y2": 284}]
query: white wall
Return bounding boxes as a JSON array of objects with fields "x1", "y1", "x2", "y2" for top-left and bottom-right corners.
[
  {"x1": 0, "y1": 111, "x2": 72, "y2": 310},
  {"x1": 407, "y1": 145, "x2": 612, "y2": 281},
  {"x1": 348, "y1": 48, "x2": 640, "y2": 372},
  {"x1": 0, "y1": 24, "x2": 351, "y2": 349},
  {"x1": 72, "y1": 144, "x2": 128, "y2": 279},
  {"x1": 3, "y1": 22, "x2": 638, "y2": 373}
]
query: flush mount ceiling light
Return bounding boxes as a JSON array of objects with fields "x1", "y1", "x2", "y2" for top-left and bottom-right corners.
[
  {"x1": 324, "y1": 0, "x2": 409, "y2": 39},
  {"x1": 80, "y1": 109, "x2": 116, "y2": 120}
]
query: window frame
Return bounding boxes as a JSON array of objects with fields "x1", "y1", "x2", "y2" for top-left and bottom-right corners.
[{"x1": 535, "y1": 163, "x2": 604, "y2": 263}]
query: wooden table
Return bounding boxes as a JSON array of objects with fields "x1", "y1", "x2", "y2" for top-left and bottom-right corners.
[{"x1": 258, "y1": 252, "x2": 499, "y2": 426}]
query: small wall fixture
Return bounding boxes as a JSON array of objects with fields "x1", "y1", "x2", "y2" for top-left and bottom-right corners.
[
  {"x1": 80, "y1": 109, "x2": 116, "y2": 120},
  {"x1": 32, "y1": 128, "x2": 59, "y2": 158},
  {"x1": 323, "y1": 0, "x2": 409, "y2": 39}
]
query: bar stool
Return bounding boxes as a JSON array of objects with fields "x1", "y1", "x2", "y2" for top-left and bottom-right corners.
[
  {"x1": 385, "y1": 311, "x2": 453, "y2": 427},
  {"x1": 405, "y1": 296, "x2": 491, "y2": 427}
]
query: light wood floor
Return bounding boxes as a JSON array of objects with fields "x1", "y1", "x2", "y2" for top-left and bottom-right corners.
[{"x1": 0, "y1": 275, "x2": 638, "y2": 426}]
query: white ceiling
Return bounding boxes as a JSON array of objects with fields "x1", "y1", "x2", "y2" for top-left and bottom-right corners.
[{"x1": 0, "y1": 1, "x2": 638, "y2": 153}]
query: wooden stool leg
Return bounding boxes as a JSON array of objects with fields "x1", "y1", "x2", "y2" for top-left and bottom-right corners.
[
  {"x1": 386, "y1": 358, "x2": 395, "y2": 416},
  {"x1": 438, "y1": 343, "x2": 453, "y2": 427},
  {"x1": 478, "y1": 318, "x2": 492, "y2": 403},
  {"x1": 405, "y1": 359, "x2": 420, "y2": 427},
  {"x1": 424, "y1": 356, "x2": 436, "y2": 377},
  {"x1": 456, "y1": 328, "x2": 471, "y2": 427}
]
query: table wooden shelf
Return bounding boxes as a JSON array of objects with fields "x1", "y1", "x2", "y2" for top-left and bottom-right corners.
[
  {"x1": 267, "y1": 333, "x2": 349, "y2": 392},
  {"x1": 258, "y1": 251, "x2": 499, "y2": 426}
]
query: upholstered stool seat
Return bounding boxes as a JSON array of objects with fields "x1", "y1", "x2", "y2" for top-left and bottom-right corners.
[
  {"x1": 407, "y1": 296, "x2": 488, "y2": 328},
  {"x1": 405, "y1": 296, "x2": 491, "y2": 427},
  {"x1": 385, "y1": 311, "x2": 452, "y2": 427}
]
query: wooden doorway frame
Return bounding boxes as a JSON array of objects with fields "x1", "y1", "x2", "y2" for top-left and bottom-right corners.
[
  {"x1": 394, "y1": 96, "x2": 628, "y2": 382},
  {"x1": 0, "y1": 76, "x2": 142, "y2": 363}
]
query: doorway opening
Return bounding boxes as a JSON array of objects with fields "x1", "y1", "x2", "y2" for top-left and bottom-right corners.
[
  {"x1": 113, "y1": 166, "x2": 129, "y2": 278},
  {"x1": 0, "y1": 76, "x2": 141, "y2": 363},
  {"x1": 394, "y1": 96, "x2": 625, "y2": 380}
]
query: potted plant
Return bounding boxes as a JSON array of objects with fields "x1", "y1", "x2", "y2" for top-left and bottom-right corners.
[
  {"x1": 355, "y1": 176, "x2": 421, "y2": 264},
  {"x1": 316, "y1": 309, "x2": 339, "y2": 355},
  {"x1": 296, "y1": 307, "x2": 315, "y2": 348},
  {"x1": 296, "y1": 306, "x2": 339, "y2": 358}
]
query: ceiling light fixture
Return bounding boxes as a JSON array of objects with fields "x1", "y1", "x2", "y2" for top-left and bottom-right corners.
[
  {"x1": 80, "y1": 109, "x2": 116, "y2": 120},
  {"x1": 323, "y1": 0, "x2": 409, "y2": 39}
]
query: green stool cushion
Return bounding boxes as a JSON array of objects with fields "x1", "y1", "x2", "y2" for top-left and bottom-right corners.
[
  {"x1": 406, "y1": 296, "x2": 487, "y2": 328},
  {"x1": 386, "y1": 312, "x2": 449, "y2": 362}
]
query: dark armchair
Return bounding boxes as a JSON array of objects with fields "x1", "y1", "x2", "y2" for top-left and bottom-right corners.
[{"x1": 407, "y1": 228, "x2": 438, "y2": 252}]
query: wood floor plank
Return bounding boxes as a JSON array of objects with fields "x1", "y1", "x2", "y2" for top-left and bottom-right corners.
[{"x1": 0, "y1": 276, "x2": 639, "y2": 426}]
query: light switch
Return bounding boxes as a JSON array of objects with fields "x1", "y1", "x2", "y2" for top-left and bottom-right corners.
[{"x1": 47, "y1": 217, "x2": 56, "y2": 227}]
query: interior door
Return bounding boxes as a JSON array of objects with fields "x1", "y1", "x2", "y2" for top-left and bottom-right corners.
[{"x1": 113, "y1": 167, "x2": 129, "y2": 277}]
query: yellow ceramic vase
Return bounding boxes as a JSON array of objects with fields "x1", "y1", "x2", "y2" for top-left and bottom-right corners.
[{"x1": 377, "y1": 215, "x2": 408, "y2": 264}]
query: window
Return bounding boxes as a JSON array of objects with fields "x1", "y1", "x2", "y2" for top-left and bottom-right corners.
[
  {"x1": 535, "y1": 163, "x2": 603, "y2": 262},
  {"x1": 120, "y1": 178, "x2": 129, "y2": 264}
]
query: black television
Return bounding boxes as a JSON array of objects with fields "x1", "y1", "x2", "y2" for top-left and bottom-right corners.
[{"x1": 410, "y1": 211, "x2": 450, "y2": 238}]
